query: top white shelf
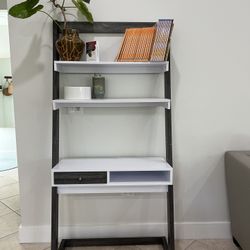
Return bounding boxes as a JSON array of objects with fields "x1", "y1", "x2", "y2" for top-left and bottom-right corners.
[{"x1": 54, "y1": 61, "x2": 169, "y2": 74}]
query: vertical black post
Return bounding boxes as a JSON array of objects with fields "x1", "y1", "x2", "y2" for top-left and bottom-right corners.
[
  {"x1": 52, "y1": 24, "x2": 60, "y2": 166},
  {"x1": 51, "y1": 187, "x2": 59, "y2": 250},
  {"x1": 51, "y1": 21, "x2": 60, "y2": 250},
  {"x1": 165, "y1": 54, "x2": 175, "y2": 250}
]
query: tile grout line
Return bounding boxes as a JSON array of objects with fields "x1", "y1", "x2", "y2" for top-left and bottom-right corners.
[
  {"x1": 0, "y1": 230, "x2": 19, "y2": 241},
  {"x1": 196, "y1": 239, "x2": 220, "y2": 249},
  {"x1": 0, "y1": 193, "x2": 20, "y2": 202},
  {"x1": 1, "y1": 194, "x2": 20, "y2": 203},
  {"x1": 0, "y1": 200, "x2": 20, "y2": 217},
  {"x1": 184, "y1": 240, "x2": 195, "y2": 250},
  {"x1": 12, "y1": 209, "x2": 20, "y2": 216},
  {"x1": 0, "y1": 182, "x2": 19, "y2": 194},
  {"x1": 0, "y1": 170, "x2": 21, "y2": 243},
  {"x1": 196, "y1": 239, "x2": 213, "y2": 247},
  {"x1": 0, "y1": 181, "x2": 18, "y2": 189}
]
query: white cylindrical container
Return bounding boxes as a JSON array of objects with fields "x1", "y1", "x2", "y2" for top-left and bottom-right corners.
[{"x1": 64, "y1": 86, "x2": 91, "y2": 100}]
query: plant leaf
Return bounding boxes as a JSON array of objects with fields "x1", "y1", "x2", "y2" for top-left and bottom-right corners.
[
  {"x1": 9, "y1": 0, "x2": 43, "y2": 19},
  {"x1": 72, "y1": 0, "x2": 93, "y2": 23}
]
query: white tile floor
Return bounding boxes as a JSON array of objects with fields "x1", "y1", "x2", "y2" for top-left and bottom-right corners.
[{"x1": 0, "y1": 169, "x2": 239, "y2": 250}]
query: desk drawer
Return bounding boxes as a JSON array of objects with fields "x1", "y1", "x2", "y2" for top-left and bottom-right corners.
[{"x1": 54, "y1": 172, "x2": 107, "y2": 185}]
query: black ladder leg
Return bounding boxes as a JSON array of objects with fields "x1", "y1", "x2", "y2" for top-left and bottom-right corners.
[
  {"x1": 164, "y1": 53, "x2": 174, "y2": 250},
  {"x1": 51, "y1": 187, "x2": 59, "y2": 250},
  {"x1": 167, "y1": 185, "x2": 175, "y2": 250}
]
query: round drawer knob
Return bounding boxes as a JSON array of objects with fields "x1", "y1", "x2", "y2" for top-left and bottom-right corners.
[{"x1": 78, "y1": 177, "x2": 83, "y2": 182}]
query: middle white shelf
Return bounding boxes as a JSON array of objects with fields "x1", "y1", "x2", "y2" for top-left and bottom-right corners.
[{"x1": 53, "y1": 98, "x2": 171, "y2": 110}]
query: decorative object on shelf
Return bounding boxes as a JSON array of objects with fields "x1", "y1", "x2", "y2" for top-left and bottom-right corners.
[
  {"x1": 2, "y1": 76, "x2": 13, "y2": 96},
  {"x1": 92, "y1": 74, "x2": 105, "y2": 99},
  {"x1": 150, "y1": 19, "x2": 174, "y2": 61},
  {"x1": 56, "y1": 29, "x2": 84, "y2": 61},
  {"x1": 64, "y1": 86, "x2": 91, "y2": 100},
  {"x1": 116, "y1": 27, "x2": 156, "y2": 62},
  {"x1": 86, "y1": 41, "x2": 99, "y2": 61},
  {"x1": 9, "y1": 0, "x2": 94, "y2": 61},
  {"x1": 116, "y1": 19, "x2": 174, "y2": 62}
]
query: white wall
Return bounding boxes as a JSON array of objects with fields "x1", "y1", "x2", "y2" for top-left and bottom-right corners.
[
  {"x1": 0, "y1": 0, "x2": 7, "y2": 10},
  {"x1": 0, "y1": 11, "x2": 10, "y2": 58},
  {"x1": 8, "y1": 0, "x2": 250, "y2": 242}
]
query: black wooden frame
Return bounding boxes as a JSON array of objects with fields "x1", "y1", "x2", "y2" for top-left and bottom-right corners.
[{"x1": 52, "y1": 21, "x2": 174, "y2": 250}]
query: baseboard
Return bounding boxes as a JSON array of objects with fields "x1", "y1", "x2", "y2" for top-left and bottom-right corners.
[{"x1": 19, "y1": 221, "x2": 232, "y2": 243}]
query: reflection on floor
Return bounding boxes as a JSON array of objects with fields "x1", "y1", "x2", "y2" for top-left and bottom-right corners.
[
  {"x1": 0, "y1": 169, "x2": 238, "y2": 249},
  {"x1": 0, "y1": 128, "x2": 17, "y2": 172}
]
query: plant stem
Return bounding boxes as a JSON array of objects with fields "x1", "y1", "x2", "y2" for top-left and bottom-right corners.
[
  {"x1": 50, "y1": 0, "x2": 67, "y2": 29},
  {"x1": 39, "y1": 10, "x2": 63, "y2": 31},
  {"x1": 62, "y1": 0, "x2": 66, "y2": 8}
]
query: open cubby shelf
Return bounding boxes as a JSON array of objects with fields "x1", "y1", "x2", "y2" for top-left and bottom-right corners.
[{"x1": 109, "y1": 171, "x2": 171, "y2": 184}]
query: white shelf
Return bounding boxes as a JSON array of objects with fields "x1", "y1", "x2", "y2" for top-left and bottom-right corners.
[
  {"x1": 52, "y1": 157, "x2": 173, "y2": 194},
  {"x1": 54, "y1": 61, "x2": 169, "y2": 74},
  {"x1": 53, "y1": 98, "x2": 170, "y2": 110},
  {"x1": 57, "y1": 186, "x2": 168, "y2": 194},
  {"x1": 52, "y1": 157, "x2": 172, "y2": 172}
]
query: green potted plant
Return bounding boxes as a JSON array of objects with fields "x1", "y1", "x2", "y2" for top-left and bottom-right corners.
[{"x1": 9, "y1": 0, "x2": 94, "y2": 61}]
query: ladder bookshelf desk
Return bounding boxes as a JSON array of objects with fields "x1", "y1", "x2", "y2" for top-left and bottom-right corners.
[{"x1": 52, "y1": 21, "x2": 175, "y2": 250}]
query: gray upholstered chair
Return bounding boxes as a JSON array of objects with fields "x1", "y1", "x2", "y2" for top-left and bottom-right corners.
[{"x1": 225, "y1": 151, "x2": 250, "y2": 250}]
